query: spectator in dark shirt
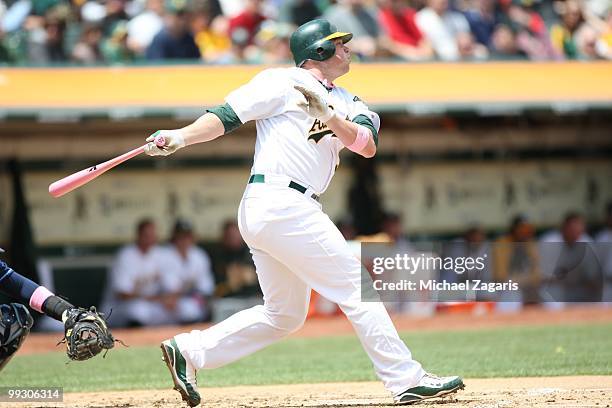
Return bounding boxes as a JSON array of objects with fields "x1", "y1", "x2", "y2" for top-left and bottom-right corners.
[
  {"x1": 490, "y1": 23, "x2": 526, "y2": 58},
  {"x1": 464, "y1": 0, "x2": 498, "y2": 47},
  {"x1": 500, "y1": 0, "x2": 559, "y2": 60},
  {"x1": 211, "y1": 220, "x2": 260, "y2": 299},
  {"x1": 146, "y1": 0, "x2": 200, "y2": 60},
  {"x1": 101, "y1": 0, "x2": 129, "y2": 36},
  {"x1": 43, "y1": 14, "x2": 66, "y2": 62},
  {"x1": 279, "y1": 0, "x2": 326, "y2": 27},
  {"x1": 26, "y1": 9, "x2": 68, "y2": 64}
]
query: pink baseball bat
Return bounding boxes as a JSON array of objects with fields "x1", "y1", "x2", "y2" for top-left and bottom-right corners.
[{"x1": 48, "y1": 134, "x2": 166, "y2": 198}]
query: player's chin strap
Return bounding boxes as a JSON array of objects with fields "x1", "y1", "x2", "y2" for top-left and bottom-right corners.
[{"x1": 346, "y1": 125, "x2": 371, "y2": 153}]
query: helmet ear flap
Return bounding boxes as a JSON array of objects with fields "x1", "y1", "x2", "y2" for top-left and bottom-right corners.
[{"x1": 310, "y1": 39, "x2": 336, "y2": 61}]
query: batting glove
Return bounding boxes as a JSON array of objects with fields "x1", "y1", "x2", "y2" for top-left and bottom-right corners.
[
  {"x1": 144, "y1": 130, "x2": 186, "y2": 156},
  {"x1": 294, "y1": 85, "x2": 336, "y2": 122}
]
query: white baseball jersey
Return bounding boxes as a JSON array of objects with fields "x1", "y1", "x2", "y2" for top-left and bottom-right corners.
[
  {"x1": 159, "y1": 245, "x2": 215, "y2": 296},
  {"x1": 111, "y1": 244, "x2": 165, "y2": 297},
  {"x1": 225, "y1": 67, "x2": 380, "y2": 194},
  {"x1": 174, "y1": 71, "x2": 426, "y2": 395}
]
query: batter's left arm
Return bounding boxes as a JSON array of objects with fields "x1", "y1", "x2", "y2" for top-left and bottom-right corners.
[
  {"x1": 294, "y1": 85, "x2": 378, "y2": 158},
  {"x1": 325, "y1": 115, "x2": 377, "y2": 158}
]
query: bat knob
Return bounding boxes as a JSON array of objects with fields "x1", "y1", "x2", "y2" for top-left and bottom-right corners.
[{"x1": 154, "y1": 134, "x2": 166, "y2": 147}]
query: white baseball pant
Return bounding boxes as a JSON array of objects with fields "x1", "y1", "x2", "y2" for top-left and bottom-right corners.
[{"x1": 175, "y1": 182, "x2": 424, "y2": 394}]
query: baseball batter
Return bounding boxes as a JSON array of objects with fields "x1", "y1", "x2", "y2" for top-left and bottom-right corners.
[{"x1": 147, "y1": 20, "x2": 463, "y2": 406}]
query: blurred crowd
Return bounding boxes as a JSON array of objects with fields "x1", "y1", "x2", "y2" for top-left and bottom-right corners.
[
  {"x1": 104, "y1": 217, "x2": 261, "y2": 327},
  {"x1": 365, "y1": 202, "x2": 612, "y2": 312},
  {"x1": 105, "y1": 200, "x2": 612, "y2": 327},
  {"x1": 1, "y1": 0, "x2": 610, "y2": 65}
]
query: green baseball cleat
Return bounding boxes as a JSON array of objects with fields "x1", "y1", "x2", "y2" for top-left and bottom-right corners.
[
  {"x1": 161, "y1": 338, "x2": 201, "y2": 407},
  {"x1": 394, "y1": 373, "x2": 464, "y2": 405}
]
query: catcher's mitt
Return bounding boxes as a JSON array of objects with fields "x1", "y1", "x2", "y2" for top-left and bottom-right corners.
[{"x1": 60, "y1": 307, "x2": 115, "y2": 361}]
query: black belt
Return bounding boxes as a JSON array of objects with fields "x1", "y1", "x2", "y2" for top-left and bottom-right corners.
[{"x1": 248, "y1": 174, "x2": 320, "y2": 202}]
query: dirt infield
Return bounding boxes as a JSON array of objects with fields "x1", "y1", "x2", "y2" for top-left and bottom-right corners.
[
  {"x1": 20, "y1": 305, "x2": 612, "y2": 355},
  {"x1": 3, "y1": 376, "x2": 611, "y2": 408}
]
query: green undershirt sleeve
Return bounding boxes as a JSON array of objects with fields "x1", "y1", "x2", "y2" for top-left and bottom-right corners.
[
  {"x1": 207, "y1": 103, "x2": 243, "y2": 134},
  {"x1": 351, "y1": 114, "x2": 378, "y2": 147}
]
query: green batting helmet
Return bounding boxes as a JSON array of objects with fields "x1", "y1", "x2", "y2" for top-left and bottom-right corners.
[{"x1": 290, "y1": 19, "x2": 353, "y2": 67}]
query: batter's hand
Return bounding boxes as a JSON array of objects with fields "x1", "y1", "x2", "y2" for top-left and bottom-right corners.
[
  {"x1": 144, "y1": 130, "x2": 186, "y2": 156},
  {"x1": 294, "y1": 85, "x2": 335, "y2": 122}
]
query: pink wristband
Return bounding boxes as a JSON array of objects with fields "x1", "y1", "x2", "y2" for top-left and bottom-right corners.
[
  {"x1": 346, "y1": 125, "x2": 370, "y2": 153},
  {"x1": 29, "y1": 286, "x2": 54, "y2": 313}
]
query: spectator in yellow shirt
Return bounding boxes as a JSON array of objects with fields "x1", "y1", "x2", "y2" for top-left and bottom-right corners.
[
  {"x1": 191, "y1": 2, "x2": 231, "y2": 62},
  {"x1": 550, "y1": 0, "x2": 586, "y2": 59},
  {"x1": 493, "y1": 215, "x2": 541, "y2": 304}
]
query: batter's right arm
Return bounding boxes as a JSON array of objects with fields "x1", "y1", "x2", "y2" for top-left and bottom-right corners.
[{"x1": 145, "y1": 104, "x2": 241, "y2": 156}]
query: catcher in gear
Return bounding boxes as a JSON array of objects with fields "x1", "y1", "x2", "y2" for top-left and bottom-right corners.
[{"x1": 0, "y1": 248, "x2": 114, "y2": 370}]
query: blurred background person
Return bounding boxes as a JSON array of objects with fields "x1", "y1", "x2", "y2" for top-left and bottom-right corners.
[
  {"x1": 106, "y1": 218, "x2": 170, "y2": 327},
  {"x1": 160, "y1": 219, "x2": 215, "y2": 324},
  {"x1": 442, "y1": 225, "x2": 491, "y2": 284},
  {"x1": 595, "y1": 202, "x2": 612, "y2": 302},
  {"x1": 211, "y1": 220, "x2": 259, "y2": 299},
  {"x1": 550, "y1": 0, "x2": 588, "y2": 59},
  {"x1": 191, "y1": 0, "x2": 231, "y2": 62},
  {"x1": 146, "y1": 0, "x2": 200, "y2": 60},
  {"x1": 101, "y1": 0, "x2": 129, "y2": 36},
  {"x1": 0, "y1": 0, "x2": 8, "y2": 61},
  {"x1": 540, "y1": 212, "x2": 602, "y2": 303},
  {"x1": 501, "y1": 0, "x2": 559, "y2": 60},
  {"x1": 127, "y1": 0, "x2": 164, "y2": 56},
  {"x1": 415, "y1": 0, "x2": 487, "y2": 60},
  {"x1": 489, "y1": 23, "x2": 526, "y2": 58},
  {"x1": 377, "y1": 0, "x2": 434, "y2": 60},
  {"x1": 0, "y1": 31, "x2": 10, "y2": 63},
  {"x1": 464, "y1": 0, "x2": 499, "y2": 49},
  {"x1": 541, "y1": 211, "x2": 593, "y2": 244},
  {"x1": 71, "y1": 22, "x2": 103, "y2": 63},
  {"x1": 324, "y1": 0, "x2": 382, "y2": 59},
  {"x1": 247, "y1": 20, "x2": 293, "y2": 63},
  {"x1": 381, "y1": 212, "x2": 413, "y2": 252},
  {"x1": 24, "y1": 8, "x2": 68, "y2": 64},
  {"x1": 583, "y1": 5, "x2": 612, "y2": 59},
  {"x1": 278, "y1": 0, "x2": 327, "y2": 27},
  {"x1": 597, "y1": 8, "x2": 612, "y2": 58},
  {"x1": 228, "y1": 0, "x2": 266, "y2": 47},
  {"x1": 209, "y1": 220, "x2": 261, "y2": 322},
  {"x1": 101, "y1": 20, "x2": 135, "y2": 62},
  {"x1": 226, "y1": 25, "x2": 251, "y2": 62},
  {"x1": 493, "y1": 215, "x2": 541, "y2": 304},
  {"x1": 574, "y1": 23, "x2": 600, "y2": 58}
]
